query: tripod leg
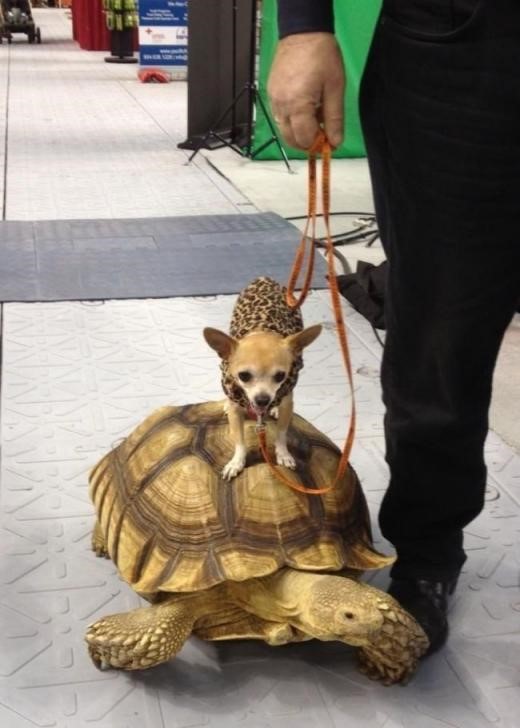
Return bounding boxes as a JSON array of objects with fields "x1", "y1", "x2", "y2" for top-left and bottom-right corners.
[
  {"x1": 187, "y1": 86, "x2": 250, "y2": 163},
  {"x1": 250, "y1": 88, "x2": 294, "y2": 173},
  {"x1": 187, "y1": 129, "x2": 216, "y2": 163}
]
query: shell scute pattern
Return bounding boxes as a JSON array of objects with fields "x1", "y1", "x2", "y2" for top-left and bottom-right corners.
[{"x1": 89, "y1": 402, "x2": 392, "y2": 597}]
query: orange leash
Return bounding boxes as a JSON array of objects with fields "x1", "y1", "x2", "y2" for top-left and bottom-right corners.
[
  {"x1": 285, "y1": 139, "x2": 318, "y2": 308},
  {"x1": 257, "y1": 131, "x2": 357, "y2": 495}
]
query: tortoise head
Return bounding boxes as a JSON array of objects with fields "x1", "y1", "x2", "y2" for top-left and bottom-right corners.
[{"x1": 302, "y1": 576, "x2": 385, "y2": 646}]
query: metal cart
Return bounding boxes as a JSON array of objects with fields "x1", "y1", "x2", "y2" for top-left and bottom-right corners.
[{"x1": 1, "y1": 0, "x2": 41, "y2": 43}]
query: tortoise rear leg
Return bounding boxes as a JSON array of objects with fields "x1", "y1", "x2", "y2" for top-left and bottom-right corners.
[
  {"x1": 91, "y1": 520, "x2": 109, "y2": 558},
  {"x1": 86, "y1": 598, "x2": 197, "y2": 671}
]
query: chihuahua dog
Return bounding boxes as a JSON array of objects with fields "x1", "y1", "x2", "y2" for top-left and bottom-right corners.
[{"x1": 204, "y1": 277, "x2": 321, "y2": 480}]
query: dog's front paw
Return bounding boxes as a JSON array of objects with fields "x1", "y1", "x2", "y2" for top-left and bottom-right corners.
[
  {"x1": 275, "y1": 445, "x2": 296, "y2": 470},
  {"x1": 222, "y1": 454, "x2": 246, "y2": 481}
]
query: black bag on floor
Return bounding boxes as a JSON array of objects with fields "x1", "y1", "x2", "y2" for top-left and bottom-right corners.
[{"x1": 337, "y1": 260, "x2": 387, "y2": 330}]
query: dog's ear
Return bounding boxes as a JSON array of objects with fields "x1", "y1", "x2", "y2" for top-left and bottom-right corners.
[
  {"x1": 203, "y1": 328, "x2": 237, "y2": 359},
  {"x1": 285, "y1": 324, "x2": 322, "y2": 352}
]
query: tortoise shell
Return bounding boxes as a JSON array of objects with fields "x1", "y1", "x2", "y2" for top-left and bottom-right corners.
[{"x1": 89, "y1": 401, "x2": 392, "y2": 597}]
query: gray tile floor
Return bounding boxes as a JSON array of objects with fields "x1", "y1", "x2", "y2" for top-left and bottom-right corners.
[
  {"x1": 0, "y1": 10, "x2": 519, "y2": 728},
  {"x1": 1, "y1": 11, "x2": 252, "y2": 220},
  {"x1": 2, "y1": 295, "x2": 519, "y2": 728}
]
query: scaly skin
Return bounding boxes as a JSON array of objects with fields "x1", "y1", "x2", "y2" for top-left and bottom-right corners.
[
  {"x1": 86, "y1": 592, "x2": 214, "y2": 671},
  {"x1": 358, "y1": 596, "x2": 430, "y2": 685},
  {"x1": 229, "y1": 570, "x2": 386, "y2": 645},
  {"x1": 86, "y1": 568, "x2": 428, "y2": 682},
  {"x1": 228, "y1": 569, "x2": 429, "y2": 684}
]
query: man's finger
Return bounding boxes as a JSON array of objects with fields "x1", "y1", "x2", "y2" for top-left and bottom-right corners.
[
  {"x1": 274, "y1": 116, "x2": 297, "y2": 150},
  {"x1": 289, "y1": 110, "x2": 322, "y2": 151},
  {"x1": 322, "y1": 80, "x2": 345, "y2": 148}
]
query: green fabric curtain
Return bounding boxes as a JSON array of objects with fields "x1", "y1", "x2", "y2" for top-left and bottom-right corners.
[{"x1": 253, "y1": 0, "x2": 382, "y2": 159}]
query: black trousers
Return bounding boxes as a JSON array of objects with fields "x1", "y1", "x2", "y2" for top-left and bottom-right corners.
[{"x1": 359, "y1": 0, "x2": 520, "y2": 580}]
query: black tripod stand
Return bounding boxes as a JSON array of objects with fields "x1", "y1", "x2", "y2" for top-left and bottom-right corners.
[{"x1": 187, "y1": 1, "x2": 293, "y2": 172}]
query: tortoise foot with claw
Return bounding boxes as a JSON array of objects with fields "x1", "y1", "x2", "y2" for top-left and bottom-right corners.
[{"x1": 87, "y1": 601, "x2": 195, "y2": 671}]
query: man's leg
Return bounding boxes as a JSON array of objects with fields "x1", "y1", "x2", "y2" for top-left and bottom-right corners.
[{"x1": 359, "y1": 0, "x2": 520, "y2": 648}]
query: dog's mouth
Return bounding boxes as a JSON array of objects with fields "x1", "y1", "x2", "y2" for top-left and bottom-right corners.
[
  {"x1": 252, "y1": 404, "x2": 269, "y2": 416},
  {"x1": 249, "y1": 403, "x2": 271, "y2": 418}
]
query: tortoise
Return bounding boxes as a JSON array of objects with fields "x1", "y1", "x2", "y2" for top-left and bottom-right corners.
[{"x1": 85, "y1": 400, "x2": 428, "y2": 684}]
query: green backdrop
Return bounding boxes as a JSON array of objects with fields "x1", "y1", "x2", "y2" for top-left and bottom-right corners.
[{"x1": 253, "y1": 0, "x2": 382, "y2": 159}]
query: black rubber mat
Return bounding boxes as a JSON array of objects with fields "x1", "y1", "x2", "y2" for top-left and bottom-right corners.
[{"x1": 0, "y1": 214, "x2": 327, "y2": 302}]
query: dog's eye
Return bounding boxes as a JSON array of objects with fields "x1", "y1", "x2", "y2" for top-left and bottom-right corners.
[
  {"x1": 273, "y1": 371, "x2": 286, "y2": 384},
  {"x1": 238, "y1": 371, "x2": 252, "y2": 383}
]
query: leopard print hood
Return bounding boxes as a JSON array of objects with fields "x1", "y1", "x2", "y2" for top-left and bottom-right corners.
[{"x1": 221, "y1": 277, "x2": 304, "y2": 411}]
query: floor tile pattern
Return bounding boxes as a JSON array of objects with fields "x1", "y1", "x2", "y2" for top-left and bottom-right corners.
[{"x1": 1, "y1": 293, "x2": 518, "y2": 727}]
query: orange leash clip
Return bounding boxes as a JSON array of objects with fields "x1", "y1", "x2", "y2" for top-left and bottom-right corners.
[{"x1": 257, "y1": 131, "x2": 357, "y2": 495}]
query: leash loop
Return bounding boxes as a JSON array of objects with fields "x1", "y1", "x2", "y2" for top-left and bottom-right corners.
[{"x1": 258, "y1": 130, "x2": 357, "y2": 496}]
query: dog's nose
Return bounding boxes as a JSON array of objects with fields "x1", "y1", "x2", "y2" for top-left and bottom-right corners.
[{"x1": 254, "y1": 394, "x2": 271, "y2": 408}]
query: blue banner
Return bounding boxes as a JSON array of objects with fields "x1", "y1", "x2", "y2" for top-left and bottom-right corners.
[{"x1": 138, "y1": 0, "x2": 188, "y2": 70}]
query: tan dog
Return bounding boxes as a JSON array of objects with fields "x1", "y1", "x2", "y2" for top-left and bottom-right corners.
[{"x1": 203, "y1": 277, "x2": 321, "y2": 480}]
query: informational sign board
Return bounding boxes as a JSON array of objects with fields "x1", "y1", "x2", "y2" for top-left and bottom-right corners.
[{"x1": 138, "y1": 0, "x2": 188, "y2": 77}]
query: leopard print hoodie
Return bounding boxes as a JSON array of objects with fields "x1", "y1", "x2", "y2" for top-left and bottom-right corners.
[{"x1": 221, "y1": 277, "x2": 304, "y2": 410}]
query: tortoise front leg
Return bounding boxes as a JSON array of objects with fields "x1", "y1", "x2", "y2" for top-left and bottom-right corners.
[
  {"x1": 86, "y1": 597, "x2": 198, "y2": 671},
  {"x1": 358, "y1": 599, "x2": 430, "y2": 685}
]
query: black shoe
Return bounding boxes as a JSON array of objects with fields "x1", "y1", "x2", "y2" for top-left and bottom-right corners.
[{"x1": 388, "y1": 576, "x2": 458, "y2": 655}]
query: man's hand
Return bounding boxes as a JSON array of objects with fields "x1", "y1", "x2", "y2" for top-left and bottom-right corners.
[{"x1": 267, "y1": 32, "x2": 345, "y2": 151}]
